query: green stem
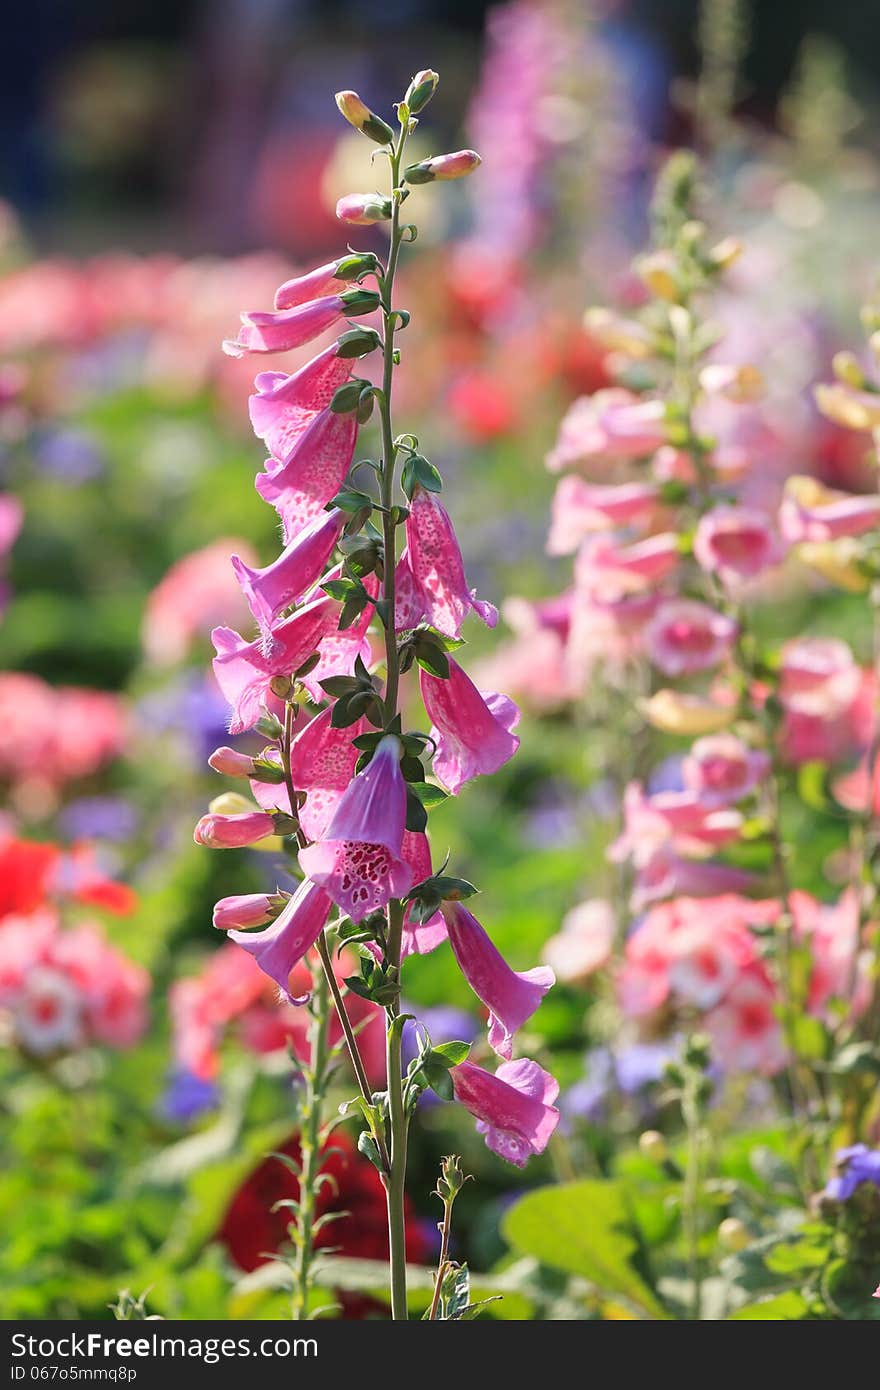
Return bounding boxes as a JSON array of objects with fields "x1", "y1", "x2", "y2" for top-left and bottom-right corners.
[
  {"x1": 384, "y1": 897, "x2": 409, "y2": 1320},
  {"x1": 428, "y1": 1197, "x2": 453, "y2": 1322},
  {"x1": 682, "y1": 1083, "x2": 704, "y2": 1320},
  {"x1": 291, "y1": 960, "x2": 329, "y2": 1320},
  {"x1": 372, "y1": 118, "x2": 412, "y2": 1322}
]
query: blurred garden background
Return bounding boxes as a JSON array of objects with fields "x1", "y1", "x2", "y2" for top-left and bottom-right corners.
[{"x1": 5, "y1": 0, "x2": 880, "y2": 1320}]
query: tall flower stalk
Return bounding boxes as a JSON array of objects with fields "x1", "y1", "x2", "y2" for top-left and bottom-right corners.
[{"x1": 197, "y1": 70, "x2": 558, "y2": 1321}]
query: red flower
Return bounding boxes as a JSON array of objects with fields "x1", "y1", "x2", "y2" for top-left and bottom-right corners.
[
  {"x1": 0, "y1": 839, "x2": 59, "y2": 919},
  {"x1": 218, "y1": 1129, "x2": 430, "y2": 1317}
]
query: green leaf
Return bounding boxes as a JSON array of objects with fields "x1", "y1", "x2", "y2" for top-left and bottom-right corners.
[
  {"x1": 411, "y1": 781, "x2": 448, "y2": 808},
  {"x1": 430, "y1": 1040, "x2": 471, "y2": 1066},
  {"x1": 729, "y1": 1290, "x2": 809, "y2": 1320},
  {"x1": 502, "y1": 1181, "x2": 668, "y2": 1319}
]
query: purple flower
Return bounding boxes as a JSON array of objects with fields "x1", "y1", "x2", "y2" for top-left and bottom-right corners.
[
  {"x1": 58, "y1": 796, "x2": 139, "y2": 843},
  {"x1": 824, "y1": 1145, "x2": 880, "y2": 1201},
  {"x1": 160, "y1": 1069, "x2": 220, "y2": 1123}
]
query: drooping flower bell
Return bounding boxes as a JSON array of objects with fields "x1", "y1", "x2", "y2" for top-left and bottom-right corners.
[
  {"x1": 225, "y1": 879, "x2": 333, "y2": 1002},
  {"x1": 442, "y1": 901, "x2": 554, "y2": 1058},
  {"x1": 255, "y1": 411, "x2": 359, "y2": 544},
  {"x1": 248, "y1": 342, "x2": 354, "y2": 463},
  {"x1": 779, "y1": 475, "x2": 880, "y2": 544},
  {"x1": 211, "y1": 594, "x2": 337, "y2": 734},
  {"x1": 451, "y1": 1058, "x2": 560, "y2": 1168},
  {"x1": 286, "y1": 704, "x2": 368, "y2": 840},
  {"x1": 299, "y1": 735, "x2": 413, "y2": 920},
  {"x1": 643, "y1": 599, "x2": 737, "y2": 677},
  {"x1": 399, "y1": 486, "x2": 497, "y2": 636},
  {"x1": 693, "y1": 506, "x2": 780, "y2": 587},
  {"x1": 419, "y1": 657, "x2": 519, "y2": 795},
  {"x1": 231, "y1": 509, "x2": 346, "y2": 650},
  {"x1": 223, "y1": 263, "x2": 379, "y2": 357}
]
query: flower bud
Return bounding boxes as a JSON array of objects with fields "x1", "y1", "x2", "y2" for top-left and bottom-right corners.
[
  {"x1": 194, "y1": 810, "x2": 276, "y2": 849},
  {"x1": 209, "y1": 791, "x2": 259, "y2": 817},
  {"x1": 404, "y1": 150, "x2": 481, "y2": 184},
  {"x1": 798, "y1": 540, "x2": 870, "y2": 593},
  {"x1": 717, "y1": 1217, "x2": 750, "y2": 1252},
  {"x1": 635, "y1": 251, "x2": 679, "y2": 302},
  {"x1": 707, "y1": 235, "x2": 742, "y2": 270},
  {"x1": 208, "y1": 746, "x2": 255, "y2": 778},
  {"x1": 639, "y1": 688, "x2": 735, "y2": 736},
  {"x1": 405, "y1": 70, "x2": 439, "y2": 115},
  {"x1": 832, "y1": 351, "x2": 866, "y2": 388},
  {"x1": 336, "y1": 194, "x2": 393, "y2": 226},
  {"x1": 638, "y1": 1130, "x2": 668, "y2": 1163},
  {"x1": 335, "y1": 90, "x2": 394, "y2": 146},
  {"x1": 212, "y1": 893, "x2": 282, "y2": 930},
  {"x1": 699, "y1": 363, "x2": 765, "y2": 403}
]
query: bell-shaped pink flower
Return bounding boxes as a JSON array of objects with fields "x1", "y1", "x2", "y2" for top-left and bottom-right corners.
[
  {"x1": 547, "y1": 476, "x2": 660, "y2": 555},
  {"x1": 255, "y1": 408, "x2": 359, "y2": 544},
  {"x1": 682, "y1": 734, "x2": 769, "y2": 806},
  {"x1": 442, "y1": 901, "x2": 554, "y2": 1058},
  {"x1": 779, "y1": 476, "x2": 880, "y2": 544},
  {"x1": 644, "y1": 599, "x2": 737, "y2": 677},
  {"x1": 451, "y1": 1058, "x2": 560, "y2": 1168},
  {"x1": 212, "y1": 893, "x2": 279, "y2": 930},
  {"x1": 402, "y1": 487, "x2": 497, "y2": 637},
  {"x1": 420, "y1": 657, "x2": 520, "y2": 795},
  {"x1": 248, "y1": 343, "x2": 353, "y2": 462},
  {"x1": 212, "y1": 594, "x2": 337, "y2": 734},
  {"x1": 286, "y1": 704, "x2": 368, "y2": 840},
  {"x1": 546, "y1": 389, "x2": 667, "y2": 472},
  {"x1": 575, "y1": 532, "x2": 680, "y2": 597},
  {"x1": 231, "y1": 509, "x2": 345, "y2": 650},
  {"x1": 227, "y1": 879, "x2": 332, "y2": 1001},
  {"x1": 272, "y1": 260, "x2": 348, "y2": 311},
  {"x1": 299, "y1": 735, "x2": 413, "y2": 920},
  {"x1": 298, "y1": 568, "x2": 378, "y2": 702},
  {"x1": 400, "y1": 830, "x2": 448, "y2": 956},
  {"x1": 223, "y1": 295, "x2": 348, "y2": 358},
  {"x1": 193, "y1": 810, "x2": 275, "y2": 848},
  {"x1": 693, "y1": 506, "x2": 780, "y2": 587}
]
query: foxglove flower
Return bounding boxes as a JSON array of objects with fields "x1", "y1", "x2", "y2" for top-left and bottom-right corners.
[
  {"x1": 399, "y1": 830, "x2": 448, "y2": 956},
  {"x1": 419, "y1": 656, "x2": 519, "y2": 795},
  {"x1": 644, "y1": 599, "x2": 737, "y2": 677},
  {"x1": 255, "y1": 410, "x2": 359, "y2": 544},
  {"x1": 231, "y1": 509, "x2": 345, "y2": 649},
  {"x1": 193, "y1": 810, "x2": 276, "y2": 848},
  {"x1": 545, "y1": 389, "x2": 667, "y2": 472},
  {"x1": 442, "y1": 901, "x2": 554, "y2": 1058},
  {"x1": 547, "y1": 476, "x2": 659, "y2": 555},
  {"x1": 213, "y1": 893, "x2": 280, "y2": 930},
  {"x1": 693, "y1": 506, "x2": 780, "y2": 587},
  {"x1": 211, "y1": 594, "x2": 337, "y2": 734},
  {"x1": 402, "y1": 487, "x2": 497, "y2": 636},
  {"x1": 779, "y1": 476, "x2": 880, "y2": 544},
  {"x1": 286, "y1": 704, "x2": 368, "y2": 840},
  {"x1": 575, "y1": 532, "x2": 680, "y2": 596},
  {"x1": 226, "y1": 879, "x2": 333, "y2": 1002},
  {"x1": 682, "y1": 734, "x2": 769, "y2": 806},
  {"x1": 299, "y1": 736, "x2": 413, "y2": 920},
  {"x1": 451, "y1": 1058, "x2": 560, "y2": 1167},
  {"x1": 223, "y1": 273, "x2": 378, "y2": 357},
  {"x1": 248, "y1": 342, "x2": 353, "y2": 463}
]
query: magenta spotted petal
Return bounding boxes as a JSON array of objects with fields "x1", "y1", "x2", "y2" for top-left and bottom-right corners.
[
  {"x1": 452, "y1": 1058, "x2": 560, "y2": 1167},
  {"x1": 404, "y1": 487, "x2": 497, "y2": 637},
  {"x1": 443, "y1": 901, "x2": 554, "y2": 1058},
  {"x1": 420, "y1": 656, "x2": 520, "y2": 794},
  {"x1": 211, "y1": 594, "x2": 337, "y2": 734},
  {"x1": 255, "y1": 408, "x2": 358, "y2": 543},
  {"x1": 248, "y1": 343, "x2": 353, "y2": 463},
  {"x1": 227, "y1": 879, "x2": 332, "y2": 1001}
]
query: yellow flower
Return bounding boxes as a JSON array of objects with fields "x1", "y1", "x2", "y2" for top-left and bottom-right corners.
[{"x1": 639, "y1": 689, "x2": 735, "y2": 736}]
